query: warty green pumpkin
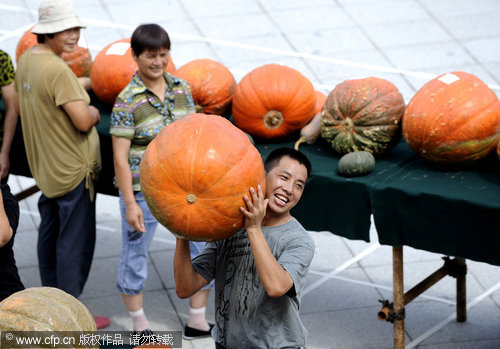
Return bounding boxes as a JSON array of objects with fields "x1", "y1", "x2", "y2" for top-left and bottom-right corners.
[{"x1": 320, "y1": 77, "x2": 405, "y2": 157}]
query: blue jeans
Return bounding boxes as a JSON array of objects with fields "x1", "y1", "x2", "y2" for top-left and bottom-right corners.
[
  {"x1": 37, "y1": 180, "x2": 96, "y2": 298},
  {"x1": 116, "y1": 191, "x2": 157, "y2": 295}
]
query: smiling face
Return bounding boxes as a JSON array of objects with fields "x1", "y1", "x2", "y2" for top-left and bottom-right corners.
[
  {"x1": 263, "y1": 155, "x2": 308, "y2": 226},
  {"x1": 46, "y1": 27, "x2": 80, "y2": 56},
  {"x1": 133, "y1": 48, "x2": 170, "y2": 83}
]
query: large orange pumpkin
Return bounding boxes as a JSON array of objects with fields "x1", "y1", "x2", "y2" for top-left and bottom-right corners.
[
  {"x1": 320, "y1": 77, "x2": 405, "y2": 156},
  {"x1": 140, "y1": 113, "x2": 266, "y2": 241},
  {"x1": 173, "y1": 59, "x2": 236, "y2": 116},
  {"x1": 232, "y1": 64, "x2": 316, "y2": 139},
  {"x1": 0, "y1": 287, "x2": 97, "y2": 334},
  {"x1": 402, "y1": 71, "x2": 500, "y2": 164},
  {"x1": 90, "y1": 38, "x2": 176, "y2": 105},
  {"x1": 15, "y1": 26, "x2": 92, "y2": 77}
]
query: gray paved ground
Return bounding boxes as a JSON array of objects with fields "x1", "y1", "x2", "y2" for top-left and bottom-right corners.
[{"x1": 1, "y1": 0, "x2": 499, "y2": 348}]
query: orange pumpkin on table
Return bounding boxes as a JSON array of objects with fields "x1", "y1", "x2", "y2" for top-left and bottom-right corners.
[
  {"x1": 232, "y1": 64, "x2": 316, "y2": 140},
  {"x1": 314, "y1": 90, "x2": 327, "y2": 115},
  {"x1": 90, "y1": 38, "x2": 176, "y2": 105},
  {"x1": 15, "y1": 26, "x2": 92, "y2": 77},
  {"x1": 173, "y1": 58, "x2": 236, "y2": 116},
  {"x1": 402, "y1": 71, "x2": 500, "y2": 164},
  {"x1": 140, "y1": 113, "x2": 266, "y2": 241}
]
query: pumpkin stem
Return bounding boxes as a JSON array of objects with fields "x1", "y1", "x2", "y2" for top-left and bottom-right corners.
[
  {"x1": 341, "y1": 117, "x2": 354, "y2": 131},
  {"x1": 294, "y1": 136, "x2": 307, "y2": 150},
  {"x1": 264, "y1": 110, "x2": 283, "y2": 129},
  {"x1": 186, "y1": 194, "x2": 197, "y2": 204},
  {"x1": 195, "y1": 104, "x2": 203, "y2": 113}
]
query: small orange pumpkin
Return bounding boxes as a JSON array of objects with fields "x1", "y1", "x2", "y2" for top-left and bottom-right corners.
[
  {"x1": 16, "y1": 26, "x2": 92, "y2": 77},
  {"x1": 173, "y1": 59, "x2": 236, "y2": 116},
  {"x1": 402, "y1": 71, "x2": 500, "y2": 164},
  {"x1": 90, "y1": 38, "x2": 176, "y2": 105},
  {"x1": 232, "y1": 64, "x2": 316, "y2": 139},
  {"x1": 141, "y1": 113, "x2": 266, "y2": 241},
  {"x1": 314, "y1": 90, "x2": 327, "y2": 115},
  {"x1": 0, "y1": 287, "x2": 97, "y2": 333}
]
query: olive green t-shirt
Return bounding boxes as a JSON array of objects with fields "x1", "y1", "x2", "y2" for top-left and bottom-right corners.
[{"x1": 15, "y1": 48, "x2": 101, "y2": 198}]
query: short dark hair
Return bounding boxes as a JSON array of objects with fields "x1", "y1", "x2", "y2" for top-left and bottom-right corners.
[
  {"x1": 131, "y1": 23, "x2": 171, "y2": 56},
  {"x1": 264, "y1": 148, "x2": 312, "y2": 179},
  {"x1": 36, "y1": 33, "x2": 55, "y2": 43}
]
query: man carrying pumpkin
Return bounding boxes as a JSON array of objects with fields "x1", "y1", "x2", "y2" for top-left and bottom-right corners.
[{"x1": 174, "y1": 148, "x2": 315, "y2": 349}]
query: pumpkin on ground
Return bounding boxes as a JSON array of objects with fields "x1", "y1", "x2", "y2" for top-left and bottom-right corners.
[
  {"x1": 232, "y1": 64, "x2": 316, "y2": 139},
  {"x1": 402, "y1": 71, "x2": 500, "y2": 164},
  {"x1": 140, "y1": 113, "x2": 266, "y2": 241},
  {"x1": 173, "y1": 59, "x2": 236, "y2": 116},
  {"x1": 90, "y1": 38, "x2": 176, "y2": 105},
  {"x1": 320, "y1": 77, "x2": 405, "y2": 157},
  {"x1": 0, "y1": 287, "x2": 97, "y2": 334},
  {"x1": 338, "y1": 151, "x2": 376, "y2": 177},
  {"x1": 16, "y1": 26, "x2": 92, "y2": 77}
]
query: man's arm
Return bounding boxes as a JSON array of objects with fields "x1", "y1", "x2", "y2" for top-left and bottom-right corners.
[
  {"x1": 62, "y1": 101, "x2": 100, "y2": 132},
  {"x1": 241, "y1": 185, "x2": 294, "y2": 298},
  {"x1": 173, "y1": 238, "x2": 209, "y2": 298},
  {"x1": 0, "y1": 82, "x2": 19, "y2": 179}
]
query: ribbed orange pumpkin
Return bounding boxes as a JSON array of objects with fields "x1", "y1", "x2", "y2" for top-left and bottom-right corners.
[
  {"x1": 90, "y1": 38, "x2": 176, "y2": 105},
  {"x1": 232, "y1": 64, "x2": 316, "y2": 139},
  {"x1": 173, "y1": 59, "x2": 236, "y2": 116},
  {"x1": 402, "y1": 71, "x2": 500, "y2": 164},
  {"x1": 0, "y1": 287, "x2": 97, "y2": 334},
  {"x1": 320, "y1": 77, "x2": 405, "y2": 156},
  {"x1": 140, "y1": 113, "x2": 266, "y2": 241},
  {"x1": 16, "y1": 26, "x2": 92, "y2": 77},
  {"x1": 314, "y1": 90, "x2": 327, "y2": 115}
]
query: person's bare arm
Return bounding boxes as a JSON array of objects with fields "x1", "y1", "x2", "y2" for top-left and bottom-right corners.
[
  {"x1": 111, "y1": 135, "x2": 145, "y2": 233},
  {"x1": 62, "y1": 101, "x2": 100, "y2": 132},
  {"x1": 0, "y1": 191, "x2": 13, "y2": 247},
  {"x1": 241, "y1": 185, "x2": 294, "y2": 298},
  {"x1": 0, "y1": 82, "x2": 19, "y2": 179},
  {"x1": 173, "y1": 238, "x2": 209, "y2": 298}
]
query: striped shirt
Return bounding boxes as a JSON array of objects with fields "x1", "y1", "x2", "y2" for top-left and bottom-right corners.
[{"x1": 110, "y1": 72, "x2": 195, "y2": 191}]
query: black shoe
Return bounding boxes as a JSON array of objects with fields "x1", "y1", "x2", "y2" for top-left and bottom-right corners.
[
  {"x1": 183, "y1": 323, "x2": 214, "y2": 340},
  {"x1": 133, "y1": 329, "x2": 155, "y2": 342}
]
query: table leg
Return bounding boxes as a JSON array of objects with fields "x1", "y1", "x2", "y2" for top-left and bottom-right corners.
[
  {"x1": 393, "y1": 246, "x2": 405, "y2": 349},
  {"x1": 14, "y1": 184, "x2": 40, "y2": 201},
  {"x1": 456, "y1": 258, "x2": 466, "y2": 322}
]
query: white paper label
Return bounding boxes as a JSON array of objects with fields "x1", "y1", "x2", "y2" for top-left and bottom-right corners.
[
  {"x1": 438, "y1": 73, "x2": 460, "y2": 85},
  {"x1": 105, "y1": 42, "x2": 130, "y2": 56}
]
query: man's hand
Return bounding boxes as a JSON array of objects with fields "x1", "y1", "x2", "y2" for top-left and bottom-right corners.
[{"x1": 240, "y1": 184, "x2": 268, "y2": 232}]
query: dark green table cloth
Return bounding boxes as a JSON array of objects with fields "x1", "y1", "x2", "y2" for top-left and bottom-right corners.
[{"x1": 8, "y1": 98, "x2": 500, "y2": 266}]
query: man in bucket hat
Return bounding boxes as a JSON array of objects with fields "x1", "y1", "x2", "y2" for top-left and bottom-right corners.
[{"x1": 15, "y1": 0, "x2": 109, "y2": 329}]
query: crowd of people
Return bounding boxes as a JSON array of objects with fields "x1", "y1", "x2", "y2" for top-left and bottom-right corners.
[{"x1": 0, "y1": 0, "x2": 315, "y2": 348}]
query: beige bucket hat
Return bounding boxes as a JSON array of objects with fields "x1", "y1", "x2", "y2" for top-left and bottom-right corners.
[{"x1": 31, "y1": 0, "x2": 86, "y2": 34}]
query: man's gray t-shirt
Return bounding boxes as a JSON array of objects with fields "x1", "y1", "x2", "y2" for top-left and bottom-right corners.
[{"x1": 192, "y1": 218, "x2": 315, "y2": 348}]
